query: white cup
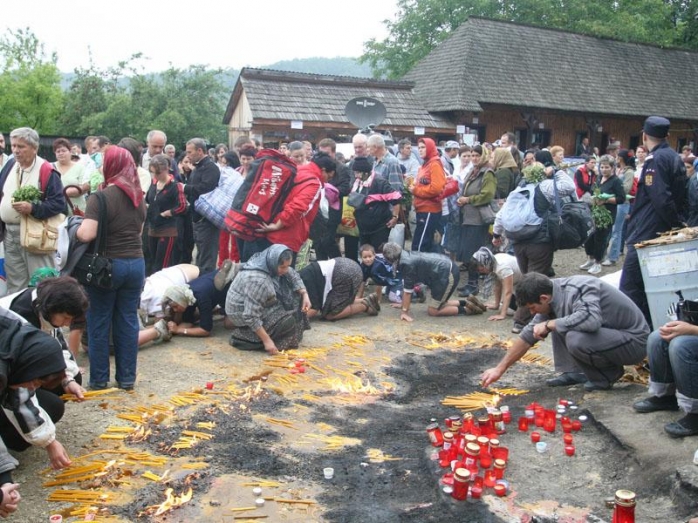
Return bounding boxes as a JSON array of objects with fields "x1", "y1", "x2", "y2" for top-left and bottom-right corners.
[
  {"x1": 323, "y1": 467, "x2": 334, "y2": 479},
  {"x1": 536, "y1": 442, "x2": 548, "y2": 454}
]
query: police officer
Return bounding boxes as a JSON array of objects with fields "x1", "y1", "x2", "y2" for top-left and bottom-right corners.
[{"x1": 620, "y1": 116, "x2": 687, "y2": 328}]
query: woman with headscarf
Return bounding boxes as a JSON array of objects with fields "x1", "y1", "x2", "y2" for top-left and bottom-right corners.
[
  {"x1": 0, "y1": 311, "x2": 75, "y2": 517},
  {"x1": 411, "y1": 138, "x2": 446, "y2": 252},
  {"x1": 454, "y1": 144, "x2": 497, "y2": 296},
  {"x1": 225, "y1": 244, "x2": 311, "y2": 354},
  {"x1": 471, "y1": 247, "x2": 522, "y2": 326},
  {"x1": 300, "y1": 257, "x2": 380, "y2": 319},
  {"x1": 491, "y1": 148, "x2": 520, "y2": 200},
  {"x1": 77, "y1": 146, "x2": 146, "y2": 391}
]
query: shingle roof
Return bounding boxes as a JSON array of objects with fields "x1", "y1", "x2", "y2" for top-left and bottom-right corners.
[
  {"x1": 223, "y1": 68, "x2": 453, "y2": 130},
  {"x1": 404, "y1": 17, "x2": 698, "y2": 121}
]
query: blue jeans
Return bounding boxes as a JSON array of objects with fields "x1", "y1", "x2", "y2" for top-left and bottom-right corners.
[
  {"x1": 86, "y1": 258, "x2": 145, "y2": 388},
  {"x1": 607, "y1": 203, "x2": 630, "y2": 262},
  {"x1": 647, "y1": 330, "x2": 698, "y2": 413}
]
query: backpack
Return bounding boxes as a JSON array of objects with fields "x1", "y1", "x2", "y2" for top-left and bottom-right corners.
[
  {"x1": 225, "y1": 149, "x2": 297, "y2": 240},
  {"x1": 545, "y1": 177, "x2": 594, "y2": 250},
  {"x1": 499, "y1": 183, "x2": 543, "y2": 241}
]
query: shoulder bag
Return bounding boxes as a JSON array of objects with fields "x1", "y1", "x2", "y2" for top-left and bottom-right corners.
[
  {"x1": 72, "y1": 192, "x2": 113, "y2": 289},
  {"x1": 19, "y1": 163, "x2": 66, "y2": 253}
]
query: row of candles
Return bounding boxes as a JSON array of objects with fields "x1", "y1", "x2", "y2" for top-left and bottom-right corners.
[{"x1": 425, "y1": 399, "x2": 587, "y2": 501}]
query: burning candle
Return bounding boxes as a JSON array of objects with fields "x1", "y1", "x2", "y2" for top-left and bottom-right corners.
[
  {"x1": 572, "y1": 420, "x2": 582, "y2": 432},
  {"x1": 483, "y1": 469, "x2": 497, "y2": 488},
  {"x1": 492, "y1": 446, "x2": 509, "y2": 463},
  {"x1": 563, "y1": 434, "x2": 574, "y2": 445},
  {"x1": 518, "y1": 416, "x2": 529, "y2": 432},
  {"x1": 493, "y1": 484, "x2": 507, "y2": 497},
  {"x1": 531, "y1": 431, "x2": 541, "y2": 443},
  {"x1": 564, "y1": 445, "x2": 575, "y2": 456},
  {"x1": 470, "y1": 486, "x2": 482, "y2": 499},
  {"x1": 479, "y1": 452, "x2": 492, "y2": 469}
]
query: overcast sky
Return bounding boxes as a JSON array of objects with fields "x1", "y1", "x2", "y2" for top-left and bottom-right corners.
[{"x1": 1, "y1": 1, "x2": 397, "y2": 73}]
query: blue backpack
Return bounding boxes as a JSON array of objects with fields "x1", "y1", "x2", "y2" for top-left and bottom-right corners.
[{"x1": 499, "y1": 183, "x2": 543, "y2": 241}]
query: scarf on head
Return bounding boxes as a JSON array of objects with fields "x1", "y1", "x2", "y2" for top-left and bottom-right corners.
[
  {"x1": 101, "y1": 146, "x2": 143, "y2": 207},
  {"x1": 472, "y1": 246, "x2": 497, "y2": 300},
  {"x1": 243, "y1": 244, "x2": 297, "y2": 309},
  {"x1": 162, "y1": 285, "x2": 197, "y2": 309},
  {"x1": 492, "y1": 148, "x2": 518, "y2": 171}
]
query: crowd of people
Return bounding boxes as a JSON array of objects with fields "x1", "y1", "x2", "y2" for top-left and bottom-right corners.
[{"x1": 0, "y1": 115, "x2": 696, "y2": 518}]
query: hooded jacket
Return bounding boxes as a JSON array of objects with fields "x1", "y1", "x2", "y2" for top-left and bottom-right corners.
[{"x1": 413, "y1": 138, "x2": 446, "y2": 214}]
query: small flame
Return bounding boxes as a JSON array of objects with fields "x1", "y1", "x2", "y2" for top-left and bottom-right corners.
[
  {"x1": 153, "y1": 487, "x2": 193, "y2": 516},
  {"x1": 324, "y1": 376, "x2": 379, "y2": 395}
]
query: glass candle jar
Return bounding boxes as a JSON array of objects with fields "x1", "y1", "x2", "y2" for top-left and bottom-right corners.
[
  {"x1": 531, "y1": 431, "x2": 541, "y2": 443},
  {"x1": 563, "y1": 433, "x2": 574, "y2": 445},
  {"x1": 426, "y1": 423, "x2": 444, "y2": 447},
  {"x1": 564, "y1": 445, "x2": 575, "y2": 456},
  {"x1": 493, "y1": 458, "x2": 506, "y2": 479},
  {"x1": 612, "y1": 490, "x2": 636, "y2": 523},
  {"x1": 452, "y1": 468, "x2": 469, "y2": 501},
  {"x1": 518, "y1": 417, "x2": 529, "y2": 432}
]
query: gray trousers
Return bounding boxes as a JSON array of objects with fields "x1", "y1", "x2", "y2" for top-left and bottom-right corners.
[
  {"x1": 552, "y1": 327, "x2": 648, "y2": 387},
  {"x1": 4, "y1": 224, "x2": 56, "y2": 293},
  {"x1": 193, "y1": 218, "x2": 220, "y2": 274}
]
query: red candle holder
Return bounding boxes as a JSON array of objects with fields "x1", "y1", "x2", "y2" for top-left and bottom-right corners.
[
  {"x1": 205, "y1": 381, "x2": 214, "y2": 390},
  {"x1": 493, "y1": 484, "x2": 507, "y2": 497},
  {"x1": 564, "y1": 445, "x2": 575, "y2": 456},
  {"x1": 571, "y1": 420, "x2": 582, "y2": 432},
  {"x1": 534, "y1": 416, "x2": 544, "y2": 427},
  {"x1": 544, "y1": 418, "x2": 556, "y2": 433},
  {"x1": 483, "y1": 469, "x2": 496, "y2": 488},
  {"x1": 492, "y1": 446, "x2": 509, "y2": 462},
  {"x1": 479, "y1": 452, "x2": 492, "y2": 469},
  {"x1": 470, "y1": 486, "x2": 482, "y2": 499},
  {"x1": 563, "y1": 433, "x2": 574, "y2": 445},
  {"x1": 562, "y1": 421, "x2": 573, "y2": 434},
  {"x1": 518, "y1": 416, "x2": 529, "y2": 432},
  {"x1": 531, "y1": 431, "x2": 541, "y2": 443}
]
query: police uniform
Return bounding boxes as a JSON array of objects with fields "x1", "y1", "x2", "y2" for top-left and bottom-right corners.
[{"x1": 620, "y1": 116, "x2": 687, "y2": 328}]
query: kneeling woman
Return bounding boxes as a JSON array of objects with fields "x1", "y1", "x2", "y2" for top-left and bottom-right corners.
[
  {"x1": 0, "y1": 311, "x2": 73, "y2": 503},
  {"x1": 300, "y1": 258, "x2": 380, "y2": 320},
  {"x1": 225, "y1": 245, "x2": 311, "y2": 354}
]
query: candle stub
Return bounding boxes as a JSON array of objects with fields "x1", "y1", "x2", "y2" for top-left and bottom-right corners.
[
  {"x1": 255, "y1": 498, "x2": 265, "y2": 507},
  {"x1": 252, "y1": 487, "x2": 263, "y2": 496}
]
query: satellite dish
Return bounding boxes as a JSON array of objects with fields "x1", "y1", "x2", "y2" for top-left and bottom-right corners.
[{"x1": 345, "y1": 97, "x2": 387, "y2": 131}]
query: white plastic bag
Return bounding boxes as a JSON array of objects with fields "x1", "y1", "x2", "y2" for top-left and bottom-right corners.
[{"x1": 388, "y1": 223, "x2": 405, "y2": 247}]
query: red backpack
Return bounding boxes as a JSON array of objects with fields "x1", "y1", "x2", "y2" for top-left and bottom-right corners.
[{"x1": 225, "y1": 149, "x2": 297, "y2": 240}]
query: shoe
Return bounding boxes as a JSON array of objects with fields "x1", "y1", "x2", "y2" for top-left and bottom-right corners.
[
  {"x1": 118, "y1": 383, "x2": 135, "y2": 391},
  {"x1": 214, "y1": 260, "x2": 233, "y2": 290},
  {"x1": 362, "y1": 294, "x2": 379, "y2": 316},
  {"x1": 369, "y1": 292, "x2": 380, "y2": 312},
  {"x1": 89, "y1": 382, "x2": 109, "y2": 391},
  {"x1": 546, "y1": 372, "x2": 587, "y2": 387},
  {"x1": 601, "y1": 259, "x2": 616, "y2": 267},
  {"x1": 154, "y1": 319, "x2": 173, "y2": 342},
  {"x1": 579, "y1": 259, "x2": 595, "y2": 270},
  {"x1": 587, "y1": 263, "x2": 602, "y2": 275},
  {"x1": 664, "y1": 413, "x2": 698, "y2": 438},
  {"x1": 633, "y1": 395, "x2": 679, "y2": 413},
  {"x1": 388, "y1": 291, "x2": 402, "y2": 304},
  {"x1": 583, "y1": 380, "x2": 613, "y2": 392},
  {"x1": 511, "y1": 323, "x2": 524, "y2": 334}
]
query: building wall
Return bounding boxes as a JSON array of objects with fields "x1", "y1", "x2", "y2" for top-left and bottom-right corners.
[{"x1": 457, "y1": 105, "x2": 694, "y2": 153}]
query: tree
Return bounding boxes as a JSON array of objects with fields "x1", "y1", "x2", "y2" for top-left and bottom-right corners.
[
  {"x1": 0, "y1": 28, "x2": 64, "y2": 133},
  {"x1": 62, "y1": 59, "x2": 228, "y2": 148},
  {"x1": 361, "y1": 0, "x2": 698, "y2": 79}
]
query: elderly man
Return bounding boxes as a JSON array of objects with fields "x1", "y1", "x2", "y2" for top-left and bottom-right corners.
[
  {"x1": 441, "y1": 140, "x2": 460, "y2": 175},
  {"x1": 482, "y1": 273, "x2": 649, "y2": 391},
  {"x1": 367, "y1": 134, "x2": 403, "y2": 228},
  {"x1": 184, "y1": 138, "x2": 221, "y2": 274},
  {"x1": 142, "y1": 130, "x2": 166, "y2": 170},
  {"x1": 0, "y1": 128, "x2": 66, "y2": 292},
  {"x1": 164, "y1": 144, "x2": 176, "y2": 159}
]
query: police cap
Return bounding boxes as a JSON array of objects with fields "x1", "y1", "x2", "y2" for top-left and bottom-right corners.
[{"x1": 642, "y1": 116, "x2": 670, "y2": 139}]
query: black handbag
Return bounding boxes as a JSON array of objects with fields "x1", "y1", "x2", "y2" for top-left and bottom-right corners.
[
  {"x1": 676, "y1": 291, "x2": 698, "y2": 325},
  {"x1": 72, "y1": 192, "x2": 113, "y2": 289}
]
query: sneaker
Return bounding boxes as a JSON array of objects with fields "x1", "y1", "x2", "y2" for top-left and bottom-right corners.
[
  {"x1": 388, "y1": 291, "x2": 402, "y2": 304},
  {"x1": 579, "y1": 259, "x2": 595, "y2": 270},
  {"x1": 511, "y1": 323, "x2": 524, "y2": 334},
  {"x1": 587, "y1": 263, "x2": 602, "y2": 275},
  {"x1": 601, "y1": 259, "x2": 616, "y2": 267},
  {"x1": 154, "y1": 319, "x2": 173, "y2": 342},
  {"x1": 545, "y1": 372, "x2": 587, "y2": 387},
  {"x1": 214, "y1": 260, "x2": 233, "y2": 291}
]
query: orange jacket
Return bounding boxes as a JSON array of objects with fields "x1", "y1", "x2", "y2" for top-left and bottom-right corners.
[{"x1": 413, "y1": 138, "x2": 446, "y2": 213}]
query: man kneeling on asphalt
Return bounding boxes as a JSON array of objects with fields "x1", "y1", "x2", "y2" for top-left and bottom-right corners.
[
  {"x1": 481, "y1": 273, "x2": 649, "y2": 392},
  {"x1": 633, "y1": 321, "x2": 698, "y2": 437}
]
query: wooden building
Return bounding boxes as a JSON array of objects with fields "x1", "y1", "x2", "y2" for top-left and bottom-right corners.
[
  {"x1": 404, "y1": 17, "x2": 698, "y2": 154},
  {"x1": 222, "y1": 68, "x2": 454, "y2": 148}
]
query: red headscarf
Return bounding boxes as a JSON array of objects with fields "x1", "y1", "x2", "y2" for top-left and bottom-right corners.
[
  {"x1": 418, "y1": 137, "x2": 441, "y2": 166},
  {"x1": 101, "y1": 146, "x2": 143, "y2": 207}
]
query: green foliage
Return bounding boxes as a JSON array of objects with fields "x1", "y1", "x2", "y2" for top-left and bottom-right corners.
[
  {"x1": 361, "y1": 0, "x2": 698, "y2": 79},
  {"x1": 591, "y1": 188, "x2": 613, "y2": 229},
  {"x1": 61, "y1": 59, "x2": 229, "y2": 148},
  {"x1": 12, "y1": 185, "x2": 42, "y2": 203},
  {"x1": 0, "y1": 28, "x2": 63, "y2": 133},
  {"x1": 522, "y1": 164, "x2": 546, "y2": 184}
]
